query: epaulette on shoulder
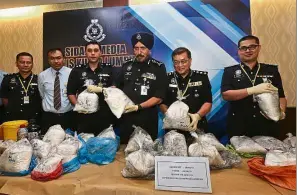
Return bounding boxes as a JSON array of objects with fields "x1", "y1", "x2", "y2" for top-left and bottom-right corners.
[
  {"x1": 193, "y1": 70, "x2": 208, "y2": 75},
  {"x1": 75, "y1": 64, "x2": 85, "y2": 69},
  {"x1": 224, "y1": 64, "x2": 239, "y2": 69},
  {"x1": 149, "y1": 59, "x2": 164, "y2": 67},
  {"x1": 167, "y1": 71, "x2": 174, "y2": 76},
  {"x1": 124, "y1": 58, "x2": 134, "y2": 63},
  {"x1": 101, "y1": 62, "x2": 111, "y2": 67},
  {"x1": 261, "y1": 63, "x2": 278, "y2": 67}
]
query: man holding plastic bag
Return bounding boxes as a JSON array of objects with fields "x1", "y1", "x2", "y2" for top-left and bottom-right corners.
[
  {"x1": 160, "y1": 47, "x2": 212, "y2": 136},
  {"x1": 67, "y1": 41, "x2": 116, "y2": 134},
  {"x1": 115, "y1": 32, "x2": 168, "y2": 143},
  {"x1": 221, "y1": 35, "x2": 287, "y2": 138}
]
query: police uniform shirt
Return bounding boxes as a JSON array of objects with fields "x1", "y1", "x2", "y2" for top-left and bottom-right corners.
[
  {"x1": 67, "y1": 63, "x2": 113, "y2": 111},
  {"x1": 0, "y1": 73, "x2": 41, "y2": 120},
  {"x1": 163, "y1": 70, "x2": 212, "y2": 114},
  {"x1": 117, "y1": 58, "x2": 168, "y2": 104},
  {"x1": 221, "y1": 63, "x2": 285, "y2": 136}
]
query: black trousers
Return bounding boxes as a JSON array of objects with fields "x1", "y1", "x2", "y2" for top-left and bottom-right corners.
[
  {"x1": 119, "y1": 107, "x2": 159, "y2": 144},
  {"x1": 227, "y1": 112, "x2": 280, "y2": 138},
  {"x1": 41, "y1": 111, "x2": 74, "y2": 134},
  {"x1": 76, "y1": 110, "x2": 117, "y2": 136}
]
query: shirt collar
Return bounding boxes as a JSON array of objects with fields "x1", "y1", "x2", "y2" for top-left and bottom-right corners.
[
  {"x1": 174, "y1": 69, "x2": 192, "y2": 81},
  {"x1": 86, "y1": 63, "x2": 102, "y2": 73},
  {"x1": 51, "y1": 66, "x2": 65, "y2": 75},
  {"x1": 17, "y1": 72, "x2": 33, "y2": 80},
  {"x1": 240, "y1": 62, "x2": 259, "y2": 71}
]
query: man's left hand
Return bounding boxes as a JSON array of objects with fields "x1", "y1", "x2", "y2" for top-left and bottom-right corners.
[
  {"x1": 124, "y1": 105, "x2": 139, "y2": 113},
  {"x1": 280, "y1": 111, "x2": 286, "y2": 120},
  {"x1": 188, "y1": 113, "x2": 201, "y2": 131}
]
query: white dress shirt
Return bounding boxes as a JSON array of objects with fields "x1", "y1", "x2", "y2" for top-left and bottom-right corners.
[{"x1": 38, "y1": 66, "x2": 73, "y2": 113}]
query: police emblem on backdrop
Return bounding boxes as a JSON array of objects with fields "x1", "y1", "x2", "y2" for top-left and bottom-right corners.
[
  {"x1": 83, "y1": 19, "x2": 106, "y2": 42},
  {"x1": 234, "y1": 70, "x2": 242, "y2": 78}
]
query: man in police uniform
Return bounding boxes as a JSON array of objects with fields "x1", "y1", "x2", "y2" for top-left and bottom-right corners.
[
  {"x1": 221, "y1": 35, "x2": 287, "y2": 138},
  {"x1": 0, "y1": 52, "x2": 41, "y2": 123},
  {"x1": 115, "y1": 32, "x2": 167, "y2": 143},
  {"x1": 67, "y1": 41, "x2": 116, "y2": 134},
  {"x1": 160, "y1": 47, "x2": 212, "y2": 137}
]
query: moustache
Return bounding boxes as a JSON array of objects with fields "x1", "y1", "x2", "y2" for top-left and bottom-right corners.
[{"x1": 136, "y1": 54, "x2": 145, "y2": 58}]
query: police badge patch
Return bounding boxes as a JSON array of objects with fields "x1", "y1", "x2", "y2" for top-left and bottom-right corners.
[
  {"x1": 136, "y1": 34, "x2": 141, "y2": 40},
  {"x1": 127, "y1": 65, "x2": 132, "y2": 71},
  {"x1": 234, "y1": 70, "x2": 242, "y2": 78},
  {"x1": 170, "y1": 78, "x2": 176, "y2": 84},
  {"x1": 82, "y1": 72, "x2": 87, "y2": 77}
]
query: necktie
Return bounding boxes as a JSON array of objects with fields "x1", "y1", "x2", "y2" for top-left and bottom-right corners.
[{"x1": 54, "y1": 71, "x2": 61, "y2": 110}]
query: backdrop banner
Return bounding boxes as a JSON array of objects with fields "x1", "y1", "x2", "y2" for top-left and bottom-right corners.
[{"x1": 43, "y1": 0, "x2": 251, "y2": 139}]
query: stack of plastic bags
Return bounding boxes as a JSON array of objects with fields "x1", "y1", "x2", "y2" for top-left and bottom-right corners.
[
  {"x1": 122, "y1": 125, "x2": 155, "y2": 179},
  {"x1": 189, "y1": 132, "x2": 241, "y2": 169},
  {"x1": 237, "y1": 134, "x2": 297, "y2": 190},
  {"x1": 86, "y1": 125, "x2": 119, "y2": 165}
]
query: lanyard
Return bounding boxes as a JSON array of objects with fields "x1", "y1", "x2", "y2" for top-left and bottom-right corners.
[
  {"x1": 174, "y1": 71, "x2": 192, "y2": 100},
  {"x1": 18, "y1": 74, "x2": 33, "y2": 96},
  {"x1": 240, "y1": 63, "x2": 261, "y2": 86}
]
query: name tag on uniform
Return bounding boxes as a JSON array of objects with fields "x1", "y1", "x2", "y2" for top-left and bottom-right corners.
[
  {"x1": 24, "y1": 96, "x2": 30, "y2": 104},
  {"x1": 141, "y1": 86, "x2": 148, "y2": 95},
  {"x1": 188, "y1": 81, "x2": 202, "y2": 87},
  {"x1": 169, "y1": 84, "x2": 177, "y2": 88}
]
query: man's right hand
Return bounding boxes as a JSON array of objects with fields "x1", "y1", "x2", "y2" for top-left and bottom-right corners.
[
  {"x1": 246, "y1": 83, "x2": 278, "y2": 95},
  {"x1": 87, "y1": 85, "x2": 103, "y2": 93}
]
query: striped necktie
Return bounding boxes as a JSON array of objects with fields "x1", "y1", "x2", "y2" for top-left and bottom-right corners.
[{"x1": 54, "y1": 71, "x2": 61, "y2": 110}]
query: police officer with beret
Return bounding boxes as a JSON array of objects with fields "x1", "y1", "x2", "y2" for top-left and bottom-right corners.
[
  {"x1": 160, "y1": 47, "x2": 212, "y2": 138},
  {"x1": 221, "y1": 35, "x2": 287, "y2": 138},
  {"x1": 67, "y1": 41, "x2": 116, "y2": 134},
  {"x1": 0, "y1": 52, "x2": 41, "y2": 123},
  {"x1": 116, "y1": 32, "x2": 168, "y2": 143}
]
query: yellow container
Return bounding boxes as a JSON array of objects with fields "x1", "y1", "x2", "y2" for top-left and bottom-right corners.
[{"x1": 0, "y1": 120, "x2": 28, "y2": 141}]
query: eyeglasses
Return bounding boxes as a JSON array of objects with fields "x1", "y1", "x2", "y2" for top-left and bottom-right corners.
[
  {"x1": 173, "y1": 59, "x2": 189, "y2": 66},
  {"x1": 238, "y1": 44, "x2": 259, "y2": 51}
]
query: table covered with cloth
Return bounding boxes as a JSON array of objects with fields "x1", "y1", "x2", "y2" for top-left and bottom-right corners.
[{"x1": 0, "y1": 147, "x2": 295, "y2": 195}]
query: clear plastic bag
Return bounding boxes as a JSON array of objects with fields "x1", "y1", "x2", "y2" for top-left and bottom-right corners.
[
  {"x1": 255, "y1": 91, "x2": 281, "y2": 121},
  {"x1": 125, "y1": 125, "x2": 154, "y2": 156},
  {"x1": 283, "y1": 133, "x2": 296, "y2": 148},
  {"x1": 163, "y1": 100, "x2": 191, "y2": 131},
  {"x1": 30, "y1": 139, "x2": 52, "y2": 161},
  {"x1": 57, "y1": 134, "x2": 79, "y2": 164},
  {"x1": 211, "y1": 150, "x2": 242, "y2": 169},
  {"x1": 252, "y1": 136, "x2": 289, "y2": 151},
  {"x1": 265, "y1": 150, "x2": 296, "y2": 166},
  {"x1": 0, "y1": 139, "x2": 33, "y2": 175},
  {"x1": 188, "y1": 140, "x2": 225, "y2": 167},
  {"x1": 79, "y1": 133, "x2": 94, "y2": 142},
  {"x1": 43, "y1": 125, "x2": 66, "y2": 146},
  {"x1": 163, "y1": 130, "x2": 188, "y2": 156},
  {"x1": 198, "y1": 133, "x2": 226, "y2": 151},
  {"x1": 0, "y1": 140, "x2": 15, "y2": 155},
  {"x1": 31, "y1": 154, "x2": 63, "y2": 181},
  {"x1": 230, "y1": 136, "x2": 267, "y2": 154},
  {"x1": 103, "y1": 87, "x2": 134, "y2": 118},
  {"x1": 97, "y1": 125, "x2": 116, "y2": 139},
  {"x1": 73, "y1": 89, "x2": 99, "y2": 114},
  {"x1": 122, "y1": 150, "x2": 155, "y2": 178}
]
